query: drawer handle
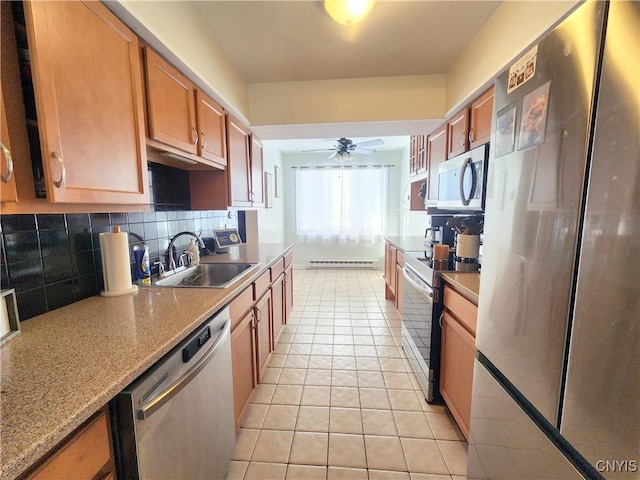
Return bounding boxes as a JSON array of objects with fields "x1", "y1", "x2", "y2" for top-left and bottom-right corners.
[
  {"x1": 192, "y1": 127, "x2": 198, "y2": 146},
  {"x1": 52, "y1": 152, "x2": 66, "y2": 188},
  {"x1": 468, "y1": 129, "x2": 474, "y2": 143},
  {"x1": 459, "y1": 133, "x2": 465, "y2": 147},
  {"x1": 0, "y1": 142, "x2": 13, "y2": 183},
  {"x1": 200, "y1": 131, "x2": 206, "y2": 149}
]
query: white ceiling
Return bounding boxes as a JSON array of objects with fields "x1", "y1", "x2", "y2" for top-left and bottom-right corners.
[
  {"x1": 184, "y1": 0, "x2": 502, "y2": 153},
  {"x1": 189, "y1": 1, "x2": 502, "y2": 83}
]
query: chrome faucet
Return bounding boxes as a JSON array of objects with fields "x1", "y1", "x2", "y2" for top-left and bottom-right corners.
[{"x1": 166, "y1": 231, "x2": 205, "y2": 271}]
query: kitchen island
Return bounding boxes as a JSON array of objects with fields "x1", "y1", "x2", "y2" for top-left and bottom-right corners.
[{"x1": 0, "y1": 243, "x2": 293, "y2": 480}]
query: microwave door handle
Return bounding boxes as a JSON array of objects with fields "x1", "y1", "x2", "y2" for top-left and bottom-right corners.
[{"x1": 459, "y1": 157, "x2": 477, "y2": 206}]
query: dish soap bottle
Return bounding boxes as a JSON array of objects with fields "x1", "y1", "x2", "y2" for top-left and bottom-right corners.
[{"x1": 186, "y1": 239, "x2": 200, "y2": 265}]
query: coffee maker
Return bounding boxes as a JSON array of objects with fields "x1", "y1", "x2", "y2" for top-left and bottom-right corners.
[{"x1": 423, "y1": 215, "x2": 455, "y2": 268}]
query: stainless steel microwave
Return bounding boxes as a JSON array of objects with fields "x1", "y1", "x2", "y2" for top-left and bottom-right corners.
[{"x1": 437, "y1": 144, "x2": 489, "y2": 211}]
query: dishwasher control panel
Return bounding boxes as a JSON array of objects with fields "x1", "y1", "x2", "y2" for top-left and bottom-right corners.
[{"x1": 182, "y1": 326, "x2": 211, "y2": 363}]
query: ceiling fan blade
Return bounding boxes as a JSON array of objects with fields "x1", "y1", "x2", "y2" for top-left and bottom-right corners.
[
  {"x1": 354, "y1": 139, "x2": 384, "y2": 148},
  {"x1": 328, "y1": 151, "x2": 339, "y2": 159},
  {"x1": 353, "y1": 148, "x2": 376, "y2": 155},
  {"x1": 302, "y1": 148, "x2": 337, "y2": 153}
]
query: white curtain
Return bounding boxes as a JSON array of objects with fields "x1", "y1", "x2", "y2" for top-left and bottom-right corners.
[{"x1": 295, "y1": 166, "x2": 389, "y2": 243}]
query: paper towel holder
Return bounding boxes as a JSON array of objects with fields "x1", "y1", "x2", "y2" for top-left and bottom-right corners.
[{"x1": 99, "y1": 226, "x2": 139, "y2": 297}]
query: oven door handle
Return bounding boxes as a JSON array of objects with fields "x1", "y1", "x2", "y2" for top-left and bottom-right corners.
[{"x1": 402, "y1": 266, "x2": 434, "y2": 299}]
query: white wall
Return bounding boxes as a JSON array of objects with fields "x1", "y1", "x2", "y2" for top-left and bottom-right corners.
[
  {"x1": 282, "y1": 149, "x2": 406, "y2": 267},
  {"x1": 397, "y1": 144, "x2": 431, "y2": 237},
  {"x1": 444, "y1": 0, "x2": 580, "y2": 114},
  {"x1": 256, "y1": 142, "x2": 285, "y2": 243}
]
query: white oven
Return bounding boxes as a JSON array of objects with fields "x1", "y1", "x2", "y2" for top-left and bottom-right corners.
[{"x1": 437, "y1": 144, "x2": 489, "y2": 211}]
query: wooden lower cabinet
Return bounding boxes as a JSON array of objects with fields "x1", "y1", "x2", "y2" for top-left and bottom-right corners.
[
  {"x1": 271, "y1": 273, "x2": 285, "y2": 346},
  {"x1": 229, "y1": 252, "x2": 293, "y2": 429},
  {"x1": 440, "y1": 310, "x2": 475, "y2": 441},
  {"x1": 284, "y1": 264, "x2": 293, "y2": 322},
  {"x1": 384, "y1": 242, "x2": 397, "y2": 299},
  {"x1": 231, "y1": 308, "x2": 257, "y2": 431},
  {"x1": 26, "y1": 407, "x2": 115, "y2": 480},
  {"x1": 254, "y1": 290, "x2": 273, "y2": 382}
]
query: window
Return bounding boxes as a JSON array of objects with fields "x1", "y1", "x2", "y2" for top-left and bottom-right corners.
[{"x1": 295, "y1": 166, "x2": 389, "y2": 243}]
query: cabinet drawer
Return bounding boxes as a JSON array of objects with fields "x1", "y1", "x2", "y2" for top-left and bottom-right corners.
[
  {"x1": 230, "y1": 286, "x2": 254, "y2": 330},
  {"x1": 283, "y1": 250, "x2": 293, "y2": 268},
  {"x1": 253, "y1": 269, "x2": 271, "y2": 300},
  {"x1": 29, "y1": 410, "x2": 111, "y2": 480},
  {"x1": 396, "y1": 251, "x2": 405, "y2": 268},
  {"x1": 443, "y1": 285, "x2": 478, "y2": 335},
  {"x1": 270, "y1": 257, "x2": 285, "y2": 281}
]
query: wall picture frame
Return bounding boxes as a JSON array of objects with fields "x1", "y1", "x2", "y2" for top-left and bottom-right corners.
[
  {"x1": 264, "y1": 171, "x2": 273, "y2": 208},
  {"x1": 274, "y1": 165, "x2": 282, "y2": 198}
]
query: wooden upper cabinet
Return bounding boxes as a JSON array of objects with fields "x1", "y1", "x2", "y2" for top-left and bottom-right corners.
[
  {"x1": 226, "y1": 114, "x2": 252, "y2": 207},
  {"x1": 446, "y1": 107, "x2": 470, "y2": 159},
  {"x1": 196, "y1": 90, "x2": 226, "y2": 168},
  {"x1": 469, "y1": 86, "x2": 494, "y2": 149},
  {"x1": 24, "y1": 1, "x2": 148, "y2": 204},
  {"x1": 144, "y1": 47, "x2": 197, "y2": 155},
  {"x1": 250, "y1": 134, "x2": 264, "y2": 207},
  {"x1": 417, "y1": 134, "x2": 427, "y2": 175},
  {"x1": 427, "y1": 124, "x2": 448, "y2": 202},
  {"x1": 0, "y1": 94, "x2": 18, "y2": 203}
]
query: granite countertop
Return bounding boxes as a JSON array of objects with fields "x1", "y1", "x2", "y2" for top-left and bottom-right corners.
[
  {"x1": 0, "y1": 243, "x2": 293, "y2": 480},
  {"x1": 384, "y1": 236, "x2": 429, "y2": 253},
  {"x1": 440, "y1": 271, "x2": 481, "y2": 305}
]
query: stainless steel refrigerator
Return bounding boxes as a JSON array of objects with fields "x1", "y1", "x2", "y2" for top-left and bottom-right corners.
[{"x1": 468, "y1": 1, "x2": 639, "y2": 478}]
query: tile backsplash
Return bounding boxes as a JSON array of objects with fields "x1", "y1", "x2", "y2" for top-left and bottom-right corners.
[{"x1": 0, "y1": 163, "x2": 238, "y2": 321}]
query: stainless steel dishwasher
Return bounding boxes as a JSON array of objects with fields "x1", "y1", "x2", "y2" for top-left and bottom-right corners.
[{"x1": 112, "y1": 307, "x2": 235, "y2": 479}]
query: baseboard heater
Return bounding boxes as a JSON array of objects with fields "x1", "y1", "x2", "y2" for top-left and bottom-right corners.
[{"x1": 305, "y1": 260, "x2": 378, "y2": 269}]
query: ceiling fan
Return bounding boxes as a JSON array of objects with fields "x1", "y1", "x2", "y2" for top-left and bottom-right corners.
[{"x1": 303, "y1": 137, "x2": 384, "y2": 162}]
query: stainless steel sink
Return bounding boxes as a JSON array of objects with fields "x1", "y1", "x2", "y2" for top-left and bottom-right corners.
[{"x1": 154, "y1": 263, "x2": 259, "y2": 288}]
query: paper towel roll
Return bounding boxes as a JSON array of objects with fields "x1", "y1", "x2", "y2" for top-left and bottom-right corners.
[{"x1": 99, "y1": 230, "x2": 137, "y2": 296}]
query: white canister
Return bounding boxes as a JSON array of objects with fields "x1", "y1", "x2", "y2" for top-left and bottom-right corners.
[{"x1": 456, "y1": 234, "x2": 480, "y2": 259}]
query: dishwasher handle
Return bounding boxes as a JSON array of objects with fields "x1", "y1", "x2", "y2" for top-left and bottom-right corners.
[
  {"x1": 137, "y1": 318, "x2": 231, "y2": 420},
  {"x1": 402, "y1": 266, "x2": 435, "y2": 299}
]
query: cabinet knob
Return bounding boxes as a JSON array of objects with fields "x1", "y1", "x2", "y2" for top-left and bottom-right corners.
[
  {"x1": 52, "y1": 152, "x2": 66, "y2": 189},
  {"x1": 0, "y1": 142, "x2": 13, "y2": 183}
]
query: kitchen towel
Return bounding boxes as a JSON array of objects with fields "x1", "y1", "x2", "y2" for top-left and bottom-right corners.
[{"x1": 99, "y1": 227, "x2": 138, "y2": 297}]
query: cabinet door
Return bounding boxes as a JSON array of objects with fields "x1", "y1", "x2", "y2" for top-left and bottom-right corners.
[
  {"x1": 417, "y1": 134, "x2": 427, "y2": 175},
  {"x1": 271, "y1": 273, "x2": 285, "y2": 345},
  {"x1": 226, "y1": 115, "x2": 251, "y2": 207},
  {"x1": 145, "y1": 47, "x2": 197, "y2": 155},
  {"x1": 409, "y1": 135, "x2": 418, "y2": 176},
  {"x1": 395, "y1": 263, "x2": 404, "y2": 312},
  {"x1": 470, "y1": 87, "x2": 494, "y2": 148},
  {"x1": 446, "y1": 107, "x2": 469, "y2": 159},
  {"x1": 255, "y1": 290, "x2": 273, "y2": 382},
  {"x1": 196, "y1": 90, "x2": 226, "y2": 167},
  {"x1": 231, "y1": 310, "x2": 257, "y2": 430},
  {"x1": 0, "y1": 94, "x2": 18, "y2": 203},
  {"x1": 284, "y1": 264, "x2": 293, "y2": 323},
  {"x1": 28, "y1": 409, "x2": 113, "y2": 480},
  {"x1": 250, "y1": 134, "x2": 264, "y2": 207},
  {"x1": 427, "y1": 124, "x2": 447, "y2": 202},
  {"x1": 25, "y1": 1, "x2": 148, "y2": 204},
  {"x1": 440, "y1": 311, "x2": 475, "y2": 440}
]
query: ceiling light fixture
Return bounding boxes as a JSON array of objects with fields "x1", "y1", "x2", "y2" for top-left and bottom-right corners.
[
  {"x1": 324, "y1": 0, "x2": 375, "y2": 26},
  {"x1": 334, "y1": 151, "x2": 353, "y2": 163}
]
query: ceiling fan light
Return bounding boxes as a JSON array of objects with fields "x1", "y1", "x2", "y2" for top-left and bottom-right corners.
[
  {"x1": 324, "y1": 0, "x2": 375, "y2": 26},
  {"x1": 335, "y1": 151, "x2": 353, "y2": 163}
]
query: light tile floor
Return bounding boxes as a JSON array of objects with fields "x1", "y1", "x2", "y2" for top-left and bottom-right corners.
[{"x1": 226, "y1": 269, "x2": 467, "y2": 480}]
